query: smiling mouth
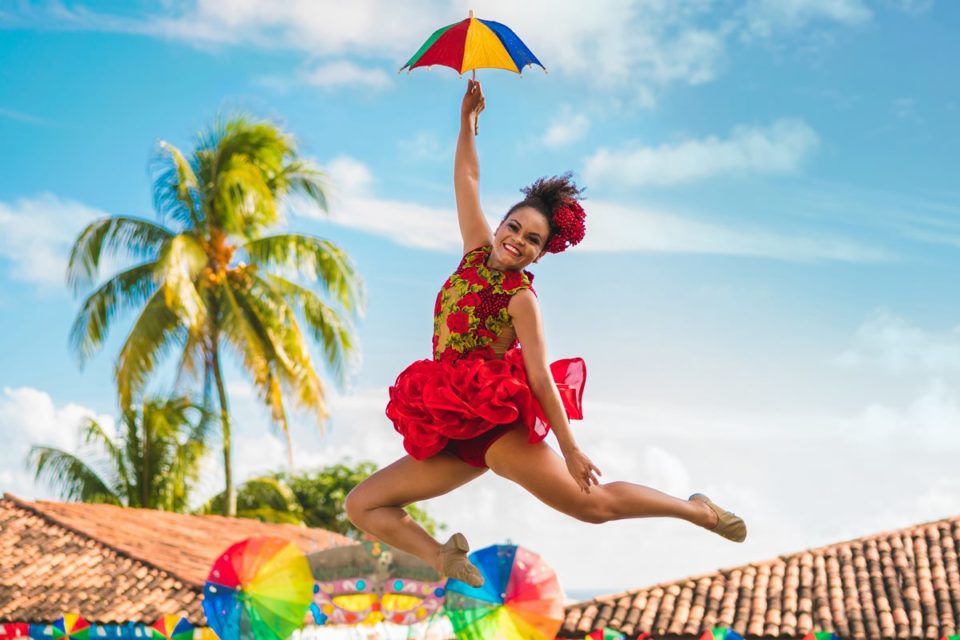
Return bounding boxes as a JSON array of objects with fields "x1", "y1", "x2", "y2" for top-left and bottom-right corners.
[{"x1": 503, "y1": 243, "x2": 521, "y2": 257}]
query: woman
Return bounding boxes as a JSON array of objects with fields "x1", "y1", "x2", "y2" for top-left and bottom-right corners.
[{"x1": 346, "y1": 80, "x2": 746, "y2": 588}]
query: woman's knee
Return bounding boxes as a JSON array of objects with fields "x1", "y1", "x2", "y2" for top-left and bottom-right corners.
[
  {"x1": 344, "y1": 485, "x2": 370, "y2": 526},
  {"x1": 568, "y1": 493, "x2": 615, "y2": 524}
]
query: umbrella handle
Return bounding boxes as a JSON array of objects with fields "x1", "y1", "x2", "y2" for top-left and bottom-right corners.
[{"x1": 472, "y1": 69, "x2": 479, "y2": 136}]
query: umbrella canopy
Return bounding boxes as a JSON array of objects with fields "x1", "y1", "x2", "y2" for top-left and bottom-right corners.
[
  {"x1": 700, "y1": 628, "x2": 745, "y2": 640},
  {"x1": 203, "y1": 537, "x2": 314, "y2": 640},
  {"x1": 51, "y1": 615, "x2": 89, "y2": 640},
  {"x1": 802, "y1": 633, "x2": 842, "y2": 640},
  {"x1": 401, "y1": 13, "x2": 544, "y2": 76},
  {"x1": 443, "y1": 544, "x2": 564, "y2": 639},
  {"x1": 587, "y1": 628, "x2": 626, "y2": 640},
  {"x1": 150, "y1": 616, "x2": 194, "y2": 640}
]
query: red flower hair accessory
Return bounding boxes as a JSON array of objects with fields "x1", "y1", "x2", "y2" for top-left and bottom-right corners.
[{"x1": 545, "y1": 198, "x2": 586, "y2": 254}]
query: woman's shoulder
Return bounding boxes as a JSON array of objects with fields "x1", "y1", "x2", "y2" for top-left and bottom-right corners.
[{"x1": 458, "y1": 244, "x2": 491, "y2": 268}]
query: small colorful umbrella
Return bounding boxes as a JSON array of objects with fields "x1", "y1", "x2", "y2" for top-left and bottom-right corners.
[
  {"x1": 700, "y1": 628, "x2": 744, "y2": 640},
  {"x1": 203, "y1": 537, "x2": 314, "y2": 640},
  {"x1": 443, "y1": 544, "x2": 564, "y2": 639},
  {"x1": 802, "y1": 633, "x2": 842, "y2": 640},
  {"x1": 401, "y1": 10, "x2": 544, "y2": 134},
  {"x1": 150, "y1": 616, "x2": 194, "y2": 640},
  {"x1": 587, "y1": 628, "x2": 626, "y2": 640},
  {"x1": 51, "y1": 615, "x2": 89, "y2": 640}
]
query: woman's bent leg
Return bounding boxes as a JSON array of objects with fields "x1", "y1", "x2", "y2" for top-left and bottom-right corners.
[
  {"x1": 345, "y1": 453, "x2": 487, "y2": 568},
  {"x1": 484, "y1": 427, "x2": 717, "y2": 527}
]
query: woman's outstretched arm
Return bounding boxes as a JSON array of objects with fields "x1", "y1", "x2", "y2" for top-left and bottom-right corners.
[
  {"x1": 455, "y1": 79, "x2": 493, "y2": 254},
  {"x1": 509, "y1": 289, "x2": 602, "y2": 493}
]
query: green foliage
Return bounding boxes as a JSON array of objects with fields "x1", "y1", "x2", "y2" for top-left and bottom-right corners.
[
  {"x1": 199, "y1": 461, "x2": 444, "y2": 538},
  {"x1": 27, "y1": 397, "x2": 209, "y2": 511},
  {"x1": 66, "y1": 114, "x2": 366, "y2": 515}
]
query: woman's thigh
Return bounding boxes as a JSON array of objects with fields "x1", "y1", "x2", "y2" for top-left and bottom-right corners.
[
  {"x1": 348, "y1": 452, "x2": 488, "y2": 510},
  {"x1": 484, "y1": 427, "x2": 606, "y2": 522}
]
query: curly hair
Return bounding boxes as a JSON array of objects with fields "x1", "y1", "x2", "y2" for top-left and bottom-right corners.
[{"x1": 503, "y1": 172, "x2": 586, "y2": 253}]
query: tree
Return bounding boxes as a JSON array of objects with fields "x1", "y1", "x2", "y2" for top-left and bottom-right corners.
[
  {"x1": 200, "y1": 461, "x2": 444, "y2": 538},
  {"x1": 27, "y1": 397, "x2": 208, "y2": 511},
  {"x1": 67, "y1": 116, "x2": 365, "y2": 515}
]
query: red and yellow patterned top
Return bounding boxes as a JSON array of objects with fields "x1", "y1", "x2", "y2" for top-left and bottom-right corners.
[{"x1": 432, "y1": 245, "x2": 535, "y2": 362}]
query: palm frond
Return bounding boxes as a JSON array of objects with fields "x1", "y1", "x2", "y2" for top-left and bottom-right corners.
[
  {"x1": 274, "y1": 159, "x2": 328, "y2": 212},
  {"x1": 155, "y1": 233, "x2": 208, "y2": 328},
  {"x1": 262, "y1": 274, "x2": 357, "y2": 383},
  {"x1": 152, "y1": 140, "x2": 203, "y2": 230},
  {"x1": 67, "y1": 217, "x2": 173, "y2": 292},
  {"x1": 116, "y1": 289, "x2": 185, "y2": 409},
  {"x1": 69, "y1": 261, "x2": 160, "y2": 362},
  {"x1": 26, "y1": 446, "x2": 121, "y2": 504},
  {"x1": 242, "y1": 234, "x2": 365, "y2": 315}
]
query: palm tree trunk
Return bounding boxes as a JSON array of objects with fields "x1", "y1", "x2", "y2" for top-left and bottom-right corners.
[{"x1": 211, "y1": 344, "x2": 236, "y2": 517}]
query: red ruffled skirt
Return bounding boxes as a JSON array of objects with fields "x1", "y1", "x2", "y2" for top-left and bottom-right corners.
[{"x1": 386, "y1": 348, "x2": 586, "y2": 461}]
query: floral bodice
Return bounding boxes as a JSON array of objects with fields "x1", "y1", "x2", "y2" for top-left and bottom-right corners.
[{"x1": 432, "y1": 245, "x2": 535, "y2": 362}]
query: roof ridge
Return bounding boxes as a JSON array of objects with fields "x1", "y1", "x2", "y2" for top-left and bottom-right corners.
[
  {"x1": 2, "y1": 492, "x2": 204, "y2": 590},
  {"x1": 573, "y1": 510, "x2": 960, "y2": 606}
]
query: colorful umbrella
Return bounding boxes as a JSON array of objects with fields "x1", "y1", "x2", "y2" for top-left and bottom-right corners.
[
  {"x1": 803, "y1": 633, "x2": 842, "y2": 640},
  {"x1": 0, "y1": 624, "x2": 28, "y2": 639},
  {"x1": 51, "y1": 615, "x2": 89, "y2": 640},
  {"x1": 150, "y1": 616, "x2": 194, "y2": 640},
  {"x1": 401, "y1": 10, "x2": 544, "y2": 135},
  {"x1": 700, "y1": 628, "x2": 744, "y2": 640},
  {"x1": 587, "y1": 628, "x2": 626, "y2": 640},
  {"x1": 443, "y1": 544, "x2": 564, "y2": 639},
  {"x1": 401, "y1": 11, "x2": 544, "y2": 76},
  {"x1": 203, "y1": 537, "x2": 314, "y2": 640}
]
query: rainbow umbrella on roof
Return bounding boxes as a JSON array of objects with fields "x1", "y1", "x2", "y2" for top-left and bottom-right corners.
[
  {"x1": 51, "y1": 615, "x2": 89, "y2": 640},
  {"x1": 587, "y1": 628, "x2": 626, "y2": 640},
  {"x1": 401, "y1": 10, "x2": 544, "y2": 134},
  {"x1": 803, "y1": 633, "x2": 842, "y2": 640},
  {"x1": 443, "y1": 544, "x2": 564, "y2": 639},
  {"x1": 700, "y1": 628, "x2": 744, "y2": 640},
  {"x1": 150, "y1": 616, "x2": 193, "y2": 640},
  {"x1": 202, "y1": 537, "x2": 314, "y2": 640}
]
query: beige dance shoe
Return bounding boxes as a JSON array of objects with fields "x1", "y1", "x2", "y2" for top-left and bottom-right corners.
[
  {"x1": 689, "y1": 493, "x2": 747, "y2": 543},
  {"x1": 437, "y1": 532, "x2": 484, "y2": 587}
]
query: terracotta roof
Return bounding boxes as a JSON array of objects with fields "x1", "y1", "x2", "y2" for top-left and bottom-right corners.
[
  {"x1": 561, "y1": 514, "x2": 960, "y2": 639},
  {"x1": 0, "y1": 493, "x2": 351, "y2": 624}
]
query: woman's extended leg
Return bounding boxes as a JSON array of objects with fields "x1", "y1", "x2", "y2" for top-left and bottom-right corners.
[
  {"x1": 345, "y1": 453, "x2": 487, "y2": 573},
  {"x1": 484, "y1": 427, "x2": 721, "y2": 530}
]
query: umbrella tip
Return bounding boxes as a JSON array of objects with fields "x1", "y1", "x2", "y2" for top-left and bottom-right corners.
[{"x1": 469, "y1": 9, "x2": 475, "y2": 18}]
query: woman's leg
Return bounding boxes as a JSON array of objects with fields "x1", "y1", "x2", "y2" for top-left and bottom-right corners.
[
  {"x1": 345, "y1": 452, "x2": 487, "y2": 567},
  {"x1": 484, "y1": 427, "x2": 718, "y2": 528}
]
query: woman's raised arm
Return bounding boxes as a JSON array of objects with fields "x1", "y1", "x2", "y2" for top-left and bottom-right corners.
[{"x1": 455, "y1": 79, "x2": 493, "y2": 254}]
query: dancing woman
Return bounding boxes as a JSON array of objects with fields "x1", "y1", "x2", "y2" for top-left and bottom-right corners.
[{"x1": 346, "y1": 80, "x2": 746, "y2": 587}]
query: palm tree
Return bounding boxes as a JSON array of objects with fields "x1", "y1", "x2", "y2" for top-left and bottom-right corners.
[
  {"x1": 67, "y1": 116, "x2": 365, "y2": 516},
  {"x1": 27, "y1": 397, "x2": 208, "y2": 511}
]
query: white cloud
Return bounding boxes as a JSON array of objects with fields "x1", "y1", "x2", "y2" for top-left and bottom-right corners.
[
  {"x1": 741, "y1": 0, "x2": 872, "y2": 38},
  {"x1": 17, "y1": 1, "x2": 888, "y2": 105},
  {"x1": 584, "y1": 119, "x2": 820, "y2": 187},
  {"x1": 0, "y1": 194, "x2": 106, "y2": 287},
  {"x1": 302, "y1": 156, "x2": 890, "y2": 262},
  {"x1": 835, "y1": 311, "x2": 960, "y2": 373},
  {"x1": 580, "y1": 199, "x2": 891, "y2": 262},
  {"x1": 0, "y1": 387, "x2": 114, "y2": 500},
  {"x1": 542, "y1": 109, "x2": 591, "y2": 149},
  {"x1": 300, "y1": 61, "x2": 391, "y2": 90}
]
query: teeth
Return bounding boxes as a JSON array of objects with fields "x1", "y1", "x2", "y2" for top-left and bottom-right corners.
[{"x1": 504, "y1": 244, "x2": 519, "y2": 256}]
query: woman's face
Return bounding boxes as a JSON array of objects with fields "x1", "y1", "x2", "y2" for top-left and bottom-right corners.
[{"x1": 490, "y1": 206, "x2": 551, "y2": 270}]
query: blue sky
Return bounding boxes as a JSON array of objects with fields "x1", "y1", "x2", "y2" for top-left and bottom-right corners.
[{"x1": 1, "y1": 0, "x2": 960, "y2": 596}]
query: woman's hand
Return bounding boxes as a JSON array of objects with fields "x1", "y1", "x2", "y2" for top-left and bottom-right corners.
[
  {"x1": 563, "y1": 446, "x2": 602, "y2": 494},
  {"x1": 461, "y1": 79, "x2": 485, "y2": 123}
]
